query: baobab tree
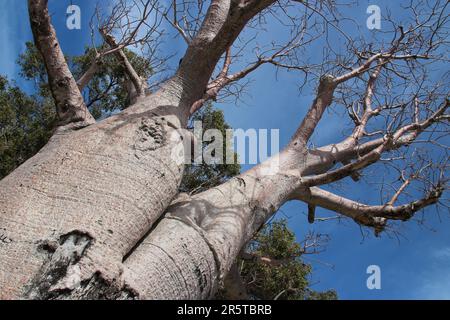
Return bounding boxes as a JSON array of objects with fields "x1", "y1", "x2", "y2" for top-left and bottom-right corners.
[{"x1": 0, "y1": 0, "x2": 448, "y2": 299}]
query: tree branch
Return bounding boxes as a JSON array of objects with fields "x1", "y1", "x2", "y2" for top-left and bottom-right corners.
[
  {"x1": 100, "y1": 28, "x2": 147, "y2": 103},
  {"x1": 221, "y1": 263, "x2": 248, "y2": 300},
  {"x1": 174, "y1": 0, "x2": 277, "y2": 115},
  {"x1": 76, "y1": 54, "x2": 103, "y2": 91},
  {"x1": 28, "y1": 0, "x2": 95, "y2": 128},
  {"x1": 288, "y1": 75, "x2": 337, "y2": 149},
  {"x1": 163, "y1": 0, "x2": 191, "y2": 44},
  {"x1": 295, "y1": 185, "x2": 444, "y2": 234},
  {"x1": 303, "y1": 98, "x2": 449, "y2": 181},
  {"x1": 189, "y1": 29, "x2": 313, "y2": 114}
]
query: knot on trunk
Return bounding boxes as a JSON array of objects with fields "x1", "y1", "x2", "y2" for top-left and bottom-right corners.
[
  {"x1": 26, "y1": 231, "x2": 93, "y2": 299},
  {"x1": 134, "y1": 117, "x2": 167, "y2": 153}
]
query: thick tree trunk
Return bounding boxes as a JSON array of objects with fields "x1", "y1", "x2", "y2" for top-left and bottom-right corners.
[
  {"x1": 0, "y1": 89, "x2": 190, "y2": 299},
  {"x1": 0, "y1": 72, "x2": 378, "y2": 300},
  {"x1": 2, "y1": 0, "x2": 442, "y2": 300},
  {"x1": 0, "y1": 101, "x2": 300, "y2": 299},
  {"x1": 0, "y1": 0, "x2": 284, "y2": 300},
  {"x1": 122, "y1": 155, "x2": 301, "y2": 299}
]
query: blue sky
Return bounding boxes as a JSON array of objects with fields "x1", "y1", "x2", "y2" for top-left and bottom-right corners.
[{"x1": 0, "y1": 0, "x2": 449, "y2": 299}]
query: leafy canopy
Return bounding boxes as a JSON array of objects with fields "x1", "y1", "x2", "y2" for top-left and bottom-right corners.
[
  {"x1": 240, "y1": 220, "x2": 338, "y2": 300},
  {"x1": 0, "y1": 75, "x2": 54, "y2": 178}
]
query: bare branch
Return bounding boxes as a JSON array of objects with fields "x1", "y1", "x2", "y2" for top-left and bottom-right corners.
[
  {"x1": 76, "y1": 54, "x2": 102, "y2": 91},
  {"x1": 221, "y1": 263, "x2": 248, "y2": 300},
  {"x1": 162, "y1": 0, "x2": 191, "y2": 44},
  {"x1": 28, "y1": 0, "x2": 95, "y2": 128},
  {"x1": 303, "y1": 99, "x2": 449, "y2": 183},
  {"x1": 100, "y1": 28, "x2": 147, "y2": 102},
  {"x1": 295, "y1": 185, "x2": 444, "y2": 235},
  {"x1": 387, "y1": 175, "x2": 412, "y2": 206},
  {"x1": 288, "y1": 75, "x2": 337, "y2": 149},
  {"x1": 174, "y1": 0, "x2": 277, "y2": 114}
]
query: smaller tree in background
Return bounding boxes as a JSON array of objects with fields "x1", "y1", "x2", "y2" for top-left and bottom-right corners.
[
  {"x1": 71, "y1": 46, "x2": 154, "y2": 117},
  {"x1": 0, "y1": 75, "x2": 54, "y2": 178},
  {"x1": 0, "y1": 42, "x2": 155, "y2": 179},
  {"x1": 180, "y1": 103, "x2": 241, "y2": 194},
  {"x1": 17, "y1": 42, "x2": 154, "y2": 119},
  {"x1": 226, "y1": 220, "x2": 337, "y2": 300}
]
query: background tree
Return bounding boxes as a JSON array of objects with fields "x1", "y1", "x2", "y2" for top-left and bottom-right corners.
[
  {"x1": 17, "y1": 41, "x2": 155, "y2": 119},
  {"x1": 0, "y1": 0, "x2": 448, "y2": 299},
  {"x1": 180, "y1": 103, "x2": 240, "y2": 194},
  {"x1": 0, "y1": 42, "x2": 154, "y2": 180},
  {"x1": 223, "y1": 220, "x2": 337, "y2": 300},
  {"x1": 0, "y1": 75, "x2": 54, "y2": 178}
]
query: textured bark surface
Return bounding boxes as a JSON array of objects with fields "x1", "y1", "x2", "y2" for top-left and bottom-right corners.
[
  {"x1": 0, "y1": 94, "x2": 187, "y2": 299},
  {"x1": 0, "y1": 0, "x2": 446, "y2": 300},
  {"x1": 0, "y1": 0, "x2": 278, "y2": 300},
  {"x1": 122, "y1": 152, "x2": 303, "y2": 299},
  {"x1": 28, "y1": 0, "x2": 95, "y2": 127}
]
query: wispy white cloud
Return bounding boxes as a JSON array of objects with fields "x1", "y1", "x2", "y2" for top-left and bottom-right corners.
[
  {"x1": 411, "y1": 247, "x2": 450, "y2": 299},
  {"x1": 414, "y1": 272, "x2": 450, "y2": 300},
  {"x1": 432, "y1": 247, "x2": 450, "y2": 260}
]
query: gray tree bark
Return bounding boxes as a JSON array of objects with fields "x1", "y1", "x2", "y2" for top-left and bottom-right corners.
[
  {"x1": 0, "y1": 0, "x2": 279, "y2": 300},
  {"x1": 0, "y1": 0, "x2": 446, "y2": 300}
]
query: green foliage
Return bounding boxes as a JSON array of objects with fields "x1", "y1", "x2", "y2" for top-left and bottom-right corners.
[
  {"x1": 71, "y1": 46, "x2": 153, "y2": 118},
  {"x1": 240, "y1": 220, "x2": 338, "y2": 300},
  {"x1": 0, "y1": 43, "x2": 154, "y2": 180},
  {"x1": 180, "y1": 103, "x2": 241, "y2": 193},
  {"x1": 0, "y1": 75, "x2": 55, "y2": 179},
  {"x1": 17, "y1": 42, "x2": 153, "y2": 119}
]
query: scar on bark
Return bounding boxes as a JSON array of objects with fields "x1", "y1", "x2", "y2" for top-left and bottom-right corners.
[
  {"x1": 134, "y1": 117, "x2": 167, "y2": 155},
  {"x1": 26, "y1": 231, "x2": 93, "y2": 299},
  {"x1": 26, "y1": 231, "x2": 138, "y2": 300}
]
